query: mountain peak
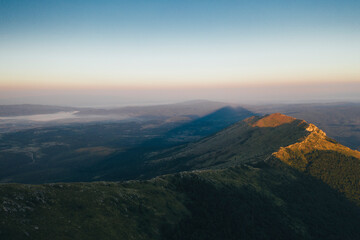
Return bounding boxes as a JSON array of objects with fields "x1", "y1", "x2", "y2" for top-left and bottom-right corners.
[
  {"x1": 249, "y1": 113, "x2": 296, "y2": 127},
  {"x1": 306, "y1": 123, "x2": 326, "y2": 136}
]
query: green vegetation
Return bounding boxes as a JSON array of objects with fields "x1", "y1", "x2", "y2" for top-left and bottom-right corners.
[
  {"x1": 0, "y1": 180, "x2": 189, "y2": 240},
  {"x1": 305, "y1": 150, "x2": 360, "y2": 204},
  {"x1": 1, "y1": 164, "x2": 360, "y2": 240},
  {"x1": 276, "y1": 150, "x2": 360, "y2": 205}
]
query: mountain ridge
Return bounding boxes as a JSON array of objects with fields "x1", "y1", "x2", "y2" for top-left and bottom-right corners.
[
  {"x1": 269, "y1": 119, "x2": 360, "y2": 205},
  {"x1": 273, "y1": 123, "x2": 360, "y2": 162}
]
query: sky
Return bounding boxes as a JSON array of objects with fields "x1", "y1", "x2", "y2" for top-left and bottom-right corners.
[{"x1": 0, "y1": 0, "x2": 359, "y2": 106}]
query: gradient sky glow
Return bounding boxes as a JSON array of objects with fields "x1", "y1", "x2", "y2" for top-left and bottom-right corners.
[{"x1": 0, "y1": 0, "x2": 359, "y2": 105}]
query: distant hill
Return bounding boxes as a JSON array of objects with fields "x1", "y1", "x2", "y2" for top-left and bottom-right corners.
[
  {"x1": 74, "y1": 100, "x2": 230, "y2": 119},
  {"x1": 0, "y1": 101, "x2": 232, "y2": 134},
  {"x1": 0, "y1": 100, "x2": 229, "y2": 119}
]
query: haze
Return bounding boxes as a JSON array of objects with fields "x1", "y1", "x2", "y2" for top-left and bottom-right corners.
[{"x1": 0, "y1": 0, "x2": 359, "y2": 106}]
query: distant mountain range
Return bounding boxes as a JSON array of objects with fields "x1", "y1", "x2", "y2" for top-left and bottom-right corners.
[
  {"x1": 0, "y1": 101, "x2": 229, "y2": 118},
  {"x1": 1, "y1": 101, "x2": 359, "y2": 150},
  {"x1": 1, "y1": 113, "x2": 359, "y2": 239}
]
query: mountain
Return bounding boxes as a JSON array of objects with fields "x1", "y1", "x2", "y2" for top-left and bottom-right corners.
[
  {"x1": 98, "y1": 113, "x2": 360, "y2": 205},
  {"x1": 1, "y1": 113, "x2": 360, "y2": 239},
  {"x1": 84, "y1": 113, "x2": 360, "y2": 188},
  {"x1": 99, "y1": 113, "x2": 309, "y2": 180}
]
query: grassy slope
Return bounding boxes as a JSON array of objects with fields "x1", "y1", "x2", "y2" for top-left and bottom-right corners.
[
  {"x1": 140, "y1": 118, "x2": 309, "y2": 178},
  {"x1": 1, "y1": 164, "x2": 360, "y2": 240}
]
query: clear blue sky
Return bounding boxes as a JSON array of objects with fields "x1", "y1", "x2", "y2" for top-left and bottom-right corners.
[{"x1": 0, "y1": 0, "x2": 359, "y2": 104}]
